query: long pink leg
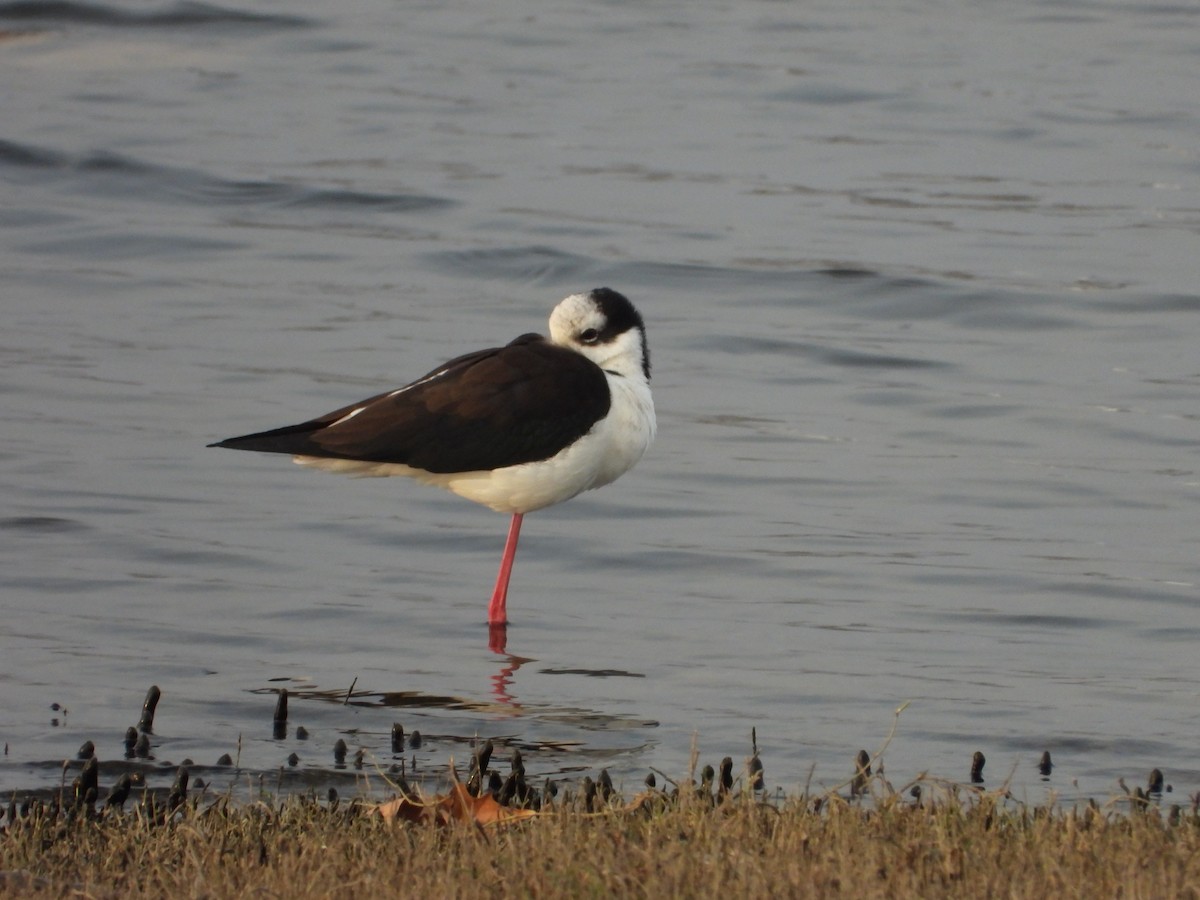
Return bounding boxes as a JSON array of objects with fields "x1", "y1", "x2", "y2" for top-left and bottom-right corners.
[{"x1": 487, "y1": 512, "x2": 523, "y2": 626}]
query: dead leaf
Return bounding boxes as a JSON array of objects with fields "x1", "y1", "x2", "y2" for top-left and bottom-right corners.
[
  {"x1": 375, "y1": 794, "x2": 431, "y2": 825},
  {"x1": 375, "y1": 771, "x2": 537, "y2": 828},
  {"x1": 442, "y1": 781, "x2": 537, "y2": 826}
]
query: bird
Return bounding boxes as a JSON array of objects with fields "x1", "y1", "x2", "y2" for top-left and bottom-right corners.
[{"x1": 210, "y1": 288, "x2": 655, "y2": 630}]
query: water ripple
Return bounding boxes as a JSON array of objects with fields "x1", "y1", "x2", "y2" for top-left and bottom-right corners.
[
  {"x1": 424, "y1": 245, "x2": 598, "y2": 286},
  {"x1": 0, "y1": 516, "x2": 88, "y2": 533},
  {"x1": 0, "y1": 139, "x2": 453, "y2": 214},
  {"x1": 0, "y1": 0, "x2": 311, "y2": 30}
]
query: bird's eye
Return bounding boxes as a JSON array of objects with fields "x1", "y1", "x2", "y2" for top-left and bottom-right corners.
[{"x1": 579, "y1": 328, "x2": 600, "y2": 344}]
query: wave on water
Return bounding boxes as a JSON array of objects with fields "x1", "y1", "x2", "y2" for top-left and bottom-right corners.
[
  {"x1": 423, "y1": 245, "x2": 880, "y2": 295},
  {"x1": 424, "y1": 244, "x2": 1088, "y2": 332},
  {"x1": 0, "y1": 138, "x2": 455, "y2": 215},
  {"x1": 0, "y1": 0, "x2": 311, "y2": 30},
  {"x1": 0, "y1": 516, "x2": 89, "y2": 533}
]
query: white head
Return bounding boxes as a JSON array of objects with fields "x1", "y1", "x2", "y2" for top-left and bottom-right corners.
[{"x1": 549, "y1": 288, "x2": 651, "y2": 382}]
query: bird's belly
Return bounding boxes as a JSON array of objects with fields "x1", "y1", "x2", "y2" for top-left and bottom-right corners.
[{"x1": 295, "y1": 447, "x2": 617, "y2": 514}]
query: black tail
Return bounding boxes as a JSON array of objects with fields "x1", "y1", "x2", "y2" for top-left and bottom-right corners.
[{"x1": 208, "y1": 421, "x2": 327, "y2": 455}]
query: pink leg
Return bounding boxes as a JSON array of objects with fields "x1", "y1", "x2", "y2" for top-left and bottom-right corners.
[{"x1": 487, "y1": 512, "x2": 523, "y2": 626}]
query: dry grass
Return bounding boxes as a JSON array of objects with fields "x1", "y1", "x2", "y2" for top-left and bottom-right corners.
[{"x1": 3, "y1": 779, "x2": 1199, "y2": 899}]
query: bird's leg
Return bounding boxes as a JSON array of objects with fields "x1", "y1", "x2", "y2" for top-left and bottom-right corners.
[
  {"x1": 487, "y1": 512, "x2": 523, "y2": 626},
  {"x1": 488, "y1": 623, "x2": 508, "y2": 655}
]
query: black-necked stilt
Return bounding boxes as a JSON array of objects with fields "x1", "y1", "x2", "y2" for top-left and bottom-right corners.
[{"x1": 210, "y1": 288, "x2": 655, "y2": 631}]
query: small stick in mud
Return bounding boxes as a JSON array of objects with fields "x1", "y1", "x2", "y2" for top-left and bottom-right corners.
[
  {"x1": 105, "y1": 773, "x2": 132, "y2": 809},
  {"x1": 970, "y1": 751, "x2": 986, "y2": 784},
  {"x1": 1148, "y1": 768, "x2": 1164, "y2": 796},
  {"x1": 1039, "y1": 751, "x2": 1053, "y2": 778},
  {"x1": 76, "y1": 756, "x2": 99, "y2": 809},
  {"x1": 167, "y1": 766, "x2": 188, "y2": 812},
  {"x1": 123, "y1": 727, "x2": 138, "y2": 759},
  {"x1": 748, "y1": 729, "x2": 764, "y2": 792},
  {"x1": 851, "y1": 749, "x2": 872, "y2": 798},
  {"x1": 137, "y1": 686, "x2": 161, "y2": 733},
  {"x1": 273, "y1": 689, "x2": 288, "y2": 740}
]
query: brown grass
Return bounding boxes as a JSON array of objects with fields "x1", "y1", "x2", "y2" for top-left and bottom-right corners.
[{"x1": 3, "y1": 779, "x2": 1199, "y2": 899}]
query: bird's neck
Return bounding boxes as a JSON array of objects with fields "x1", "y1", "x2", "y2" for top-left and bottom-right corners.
[{"x1": 597, "y1": 328, "x2": 651, "y2": 383}]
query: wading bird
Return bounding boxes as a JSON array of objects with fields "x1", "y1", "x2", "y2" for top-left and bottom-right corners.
[{"x1": 211, "y1": 288, "x2": 655, "y2": 635}]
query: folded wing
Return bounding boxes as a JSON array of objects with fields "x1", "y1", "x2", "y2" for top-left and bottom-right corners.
[{"x1": 210, "y1": 334, "x2": 611, "y2": 474}]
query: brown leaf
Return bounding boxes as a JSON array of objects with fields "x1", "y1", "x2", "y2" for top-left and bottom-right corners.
[
  {"x1": 446, "y1": 782, "x2": 537, "y2": 826},
  {"x1": 375, "y1": 779, "x2": 537, "y2": 828},
  {"x1": 375, "y1": 794, "x2": 433, "y2": 825}
]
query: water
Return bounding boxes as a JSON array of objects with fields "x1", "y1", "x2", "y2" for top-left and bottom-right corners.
[{"x1": 2, "y1": 0, "x2": 1198, "y2": 806}]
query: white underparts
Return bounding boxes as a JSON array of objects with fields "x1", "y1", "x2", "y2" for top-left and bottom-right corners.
[{"x1": 295, "y1": 369, "x2": 655, "y2": 515}]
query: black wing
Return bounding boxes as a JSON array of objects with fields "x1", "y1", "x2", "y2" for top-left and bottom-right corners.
[{"x1": 210, "y1": 334, "x2": 611, "y2": 473}]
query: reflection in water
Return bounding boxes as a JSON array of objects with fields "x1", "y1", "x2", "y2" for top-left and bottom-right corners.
[
  {"x1": 486, "y1": 623, "x2": 534, "y2": 708},
  {"x1": 259, "y1": 685, "x2": 497, "y2": 712},
  {"x1": 489, "y1": 651, "x2": 535, "y2": 709}
]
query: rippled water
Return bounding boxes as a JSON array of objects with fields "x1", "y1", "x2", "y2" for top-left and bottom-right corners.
[{"x1": 2, "y1": 0, "x2": 1198, "y2": 806}]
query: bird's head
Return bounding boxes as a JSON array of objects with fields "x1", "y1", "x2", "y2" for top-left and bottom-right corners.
[{"x1": 549, "y1": 288, "x2": 650, "y2": 381}]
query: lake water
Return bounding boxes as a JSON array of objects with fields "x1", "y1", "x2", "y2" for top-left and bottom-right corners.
[{"x1": 2, "y1": 0, "x2": 1198, "y2": 807}]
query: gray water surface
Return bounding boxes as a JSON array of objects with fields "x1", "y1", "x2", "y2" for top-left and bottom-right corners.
[{"x1": 2, "y1": 0, "x2": 1198, "y2": 804}]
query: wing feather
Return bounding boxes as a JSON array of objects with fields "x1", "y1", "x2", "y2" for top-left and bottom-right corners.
[{"x1": 210, "y1": 335, "x2": 610, "y2": 473}]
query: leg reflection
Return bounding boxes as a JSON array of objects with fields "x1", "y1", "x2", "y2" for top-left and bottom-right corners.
[{"x1": 487, "y1": 623, "x2": 533, "y2": 707}]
